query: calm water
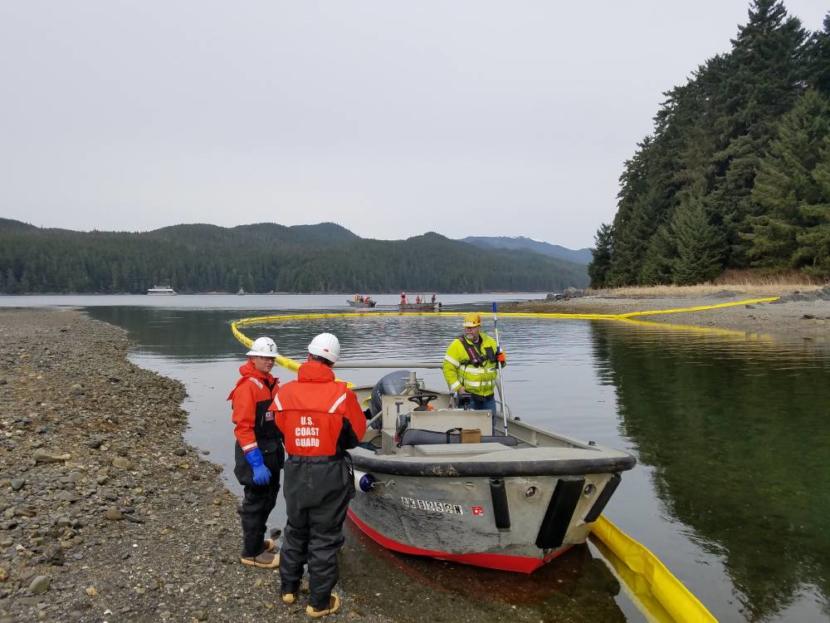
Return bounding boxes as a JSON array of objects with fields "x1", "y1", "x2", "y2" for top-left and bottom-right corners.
[{"x1": 5, "y1": 294, "x2": 828, "y2": 622}]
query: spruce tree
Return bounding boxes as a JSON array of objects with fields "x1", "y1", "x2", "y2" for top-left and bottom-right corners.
[
  {"x1": 806, "y1": 14, "x2": 830, "y2": 95},
  {"x1": 707, "y1": 0, "x2": 808, "y2": 266},
  {"x1": 671, "y1": 194, "x2": 726, "y2": 285},
  {"x1": 606, "y1": 141, "x2": 670, "y2": 285},
  {"x1": 748, "y1": 90, "x2": 830, "y2": 274},
  {"x1": 588, "y1": 223, "x2": 614, "y2": 288},
  {"x1": 640, "y1": 225, "x2": 676, "y2": 285},
  {"x1": 795, "y1": 139, "x2": 830, "y2": 276}
]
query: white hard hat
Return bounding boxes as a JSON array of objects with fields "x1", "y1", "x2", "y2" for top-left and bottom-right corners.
[
  {"x1": 246, "y1": 337, "x2": 278, "y2": 358},
  {"x1": 308, "y1": 332, "x2": 340, "y2": 363}
]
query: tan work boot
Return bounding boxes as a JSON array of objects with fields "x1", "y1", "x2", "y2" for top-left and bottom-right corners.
[
  {"x1": 240, "y1": 550, "x2": 280, "y2": 569},
  {"x1": 306, "y1": 594, "x2": 340, "y2": 618},
  {"x1": 281, "y1": 592, "x2": 296, "y2": 605},
  {"x1": 263, "y1": 538, "x2": 278, "y2": 553}
]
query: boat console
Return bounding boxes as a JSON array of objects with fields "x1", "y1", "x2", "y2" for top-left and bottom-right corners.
[{"x1": 357, "y1": 370, "x2": 522, "y2": 453}]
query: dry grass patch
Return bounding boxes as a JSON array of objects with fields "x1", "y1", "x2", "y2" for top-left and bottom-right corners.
[
  {"x1": 591, "y1": 270, "x2": 826, "y2": 298},
  {"x1": 590, "y1": 284, "x2": 812, "y2": 298}
]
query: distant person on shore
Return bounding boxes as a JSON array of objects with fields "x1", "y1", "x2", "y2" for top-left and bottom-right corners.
[
  {"x1": 442, "y1": 313, "x2": 506, "y2": 415},
  {"x1": 227, "y1": 336, "x2": 283, "y2": 569},
  {"x1": 400, "y1": 292, "x2": 407, "y2": 305},
  {"x1": 431, "y1": 293, "x2": 436, "y2": 304},
  {"x1": 415, "y1": 295, "x2": 421, "y2": 304},
  {"x1": 273, "y1": 332, "x2": 366, "y2": 617}
]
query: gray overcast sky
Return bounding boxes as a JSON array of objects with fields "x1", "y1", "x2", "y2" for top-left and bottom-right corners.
[{"x1": 1, "y1": 1, "x2": 827, "y2": 248}]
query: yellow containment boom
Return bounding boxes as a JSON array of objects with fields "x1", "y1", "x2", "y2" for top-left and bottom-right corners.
[
  {"x1": 231, "y1": 315, "x2": 301, "y2": 373},
  {"x1": 617, "y1": 296, "x2": 779, "y2": 319},
  {"x1": 591, "y1": 517, "x2": 717, "y2": 623}
]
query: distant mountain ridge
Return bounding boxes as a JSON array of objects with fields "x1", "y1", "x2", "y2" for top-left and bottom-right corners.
[
  {"x1": 0, "y1": 217, "x2": 39, "y2": 233},
  {"x1": 0, "y1": 219, "x2": 588, "y2": 294},
  {"x1": 461, "y1": 236, "x2": 592, "y2": 265}
]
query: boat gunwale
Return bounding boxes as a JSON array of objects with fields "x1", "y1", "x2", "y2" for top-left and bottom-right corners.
[{"x1": 349, "y1": 447, "x2": 635, "y2": 477}]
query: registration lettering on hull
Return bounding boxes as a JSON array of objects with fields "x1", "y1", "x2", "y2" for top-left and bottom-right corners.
[{"x1": 400, "y1": 496, "x2": 464, "y2": 515}]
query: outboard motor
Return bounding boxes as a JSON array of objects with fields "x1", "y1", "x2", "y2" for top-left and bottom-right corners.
[{"x1": 369, "y1": 370, "x2": 411, "y2": 417}]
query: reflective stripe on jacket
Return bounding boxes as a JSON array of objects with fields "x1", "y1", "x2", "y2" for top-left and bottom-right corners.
[
  {"x1": 227, "y1": 361, "x2": 279, "y2": 452},
  {"x1": 442, "y1": 331, "x2": 500, "y2": 397},
  {"x1": 274, "y1": 360, "x2": 367, "y2": 457}
]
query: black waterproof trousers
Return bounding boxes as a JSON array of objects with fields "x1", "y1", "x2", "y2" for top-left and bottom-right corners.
[
  {"x1": 280, "y1": 456, "x2": 355, "y2": 609},
  {"x1": 234, "y1": 441, "x2": 283, "y2": 557}
]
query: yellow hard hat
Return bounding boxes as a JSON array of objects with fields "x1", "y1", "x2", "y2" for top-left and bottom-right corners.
[{"x1": 462, "y1": 313, "x2": 481, "y2": 328}]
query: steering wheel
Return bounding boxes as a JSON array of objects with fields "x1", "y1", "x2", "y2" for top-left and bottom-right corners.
[{"x1": 407, "y1": 392, "x2": 439, "y2": 410}]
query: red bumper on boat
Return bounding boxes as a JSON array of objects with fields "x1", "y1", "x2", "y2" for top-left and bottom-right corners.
[{"x1": 347, "y1": 509, "x2": 569, "y2": 574}]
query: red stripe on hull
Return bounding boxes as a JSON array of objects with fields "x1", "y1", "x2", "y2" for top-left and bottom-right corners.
[{"x1": 347, "y1": 509, "x2": 569, "y2": 574}]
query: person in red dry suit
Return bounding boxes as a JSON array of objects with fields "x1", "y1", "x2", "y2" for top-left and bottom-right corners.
[
  {"x1": 228, "y1": 336, "x2": 283, "y2": 569},
  {"x1": 274, "y1": 332, "x2": 367, "y2": 618}
]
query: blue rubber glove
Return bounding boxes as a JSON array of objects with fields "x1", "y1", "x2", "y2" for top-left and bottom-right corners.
[{"x1": 244, "y1": 448, "x2": 271, "y2": 486}]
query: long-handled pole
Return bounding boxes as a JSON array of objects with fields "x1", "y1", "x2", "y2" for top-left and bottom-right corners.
[{"x1": 492, "y1": 302, "x2": 509, "y2": 434}]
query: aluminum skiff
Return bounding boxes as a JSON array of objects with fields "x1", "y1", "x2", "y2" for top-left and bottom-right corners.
[{"x1": 347, "y1": 371, "x2": 636, "y2": 573}]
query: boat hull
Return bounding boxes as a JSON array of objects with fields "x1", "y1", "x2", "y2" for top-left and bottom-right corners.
[
  {"x1": 347, "y1": 461, "x2": 623, "y2": 573},
  {"x1": 147, "y1": 285, "x2": 176, "y2": 295},
  {"x1": 398, "y1": 303, "x2": 437, "y2": 312},
  {"x1": 348, "y1": 508, "x2": 569, "y2": 573}
]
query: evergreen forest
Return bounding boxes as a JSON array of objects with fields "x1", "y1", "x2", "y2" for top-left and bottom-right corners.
[
  {"x1": 0, "y1": 220, "x2": 588, "y2": 294},
  {"x1": 589, "y1": 1, "x2": 830, "y2": 287}
]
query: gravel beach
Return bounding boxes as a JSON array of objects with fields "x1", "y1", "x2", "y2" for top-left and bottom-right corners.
[
  {"x1": 504, "y1": 287, "x2": 830, "y2": 349},
  {"x1": 0, "y1": 309, "x2": 391, "y2": 623}
]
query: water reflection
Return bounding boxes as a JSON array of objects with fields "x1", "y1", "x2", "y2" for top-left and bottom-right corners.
[
  {"x1": 91, "y1": 307, "x2": 245, "y2": 359},
  {"x1": 590, "y1": 321, "x2": 830, "y2": 622}
]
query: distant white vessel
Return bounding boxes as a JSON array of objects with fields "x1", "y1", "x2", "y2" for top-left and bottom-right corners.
[{"x1": 147, "y1": 285, "x2": 176, "y2": 295}]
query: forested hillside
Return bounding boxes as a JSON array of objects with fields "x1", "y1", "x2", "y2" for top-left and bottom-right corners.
[
  {"x1": 590, "y1": 1, "x2": 830, "y2": 287},
  {"x1": 0, "y1": 220, "x2": 588, "y2": 293}
]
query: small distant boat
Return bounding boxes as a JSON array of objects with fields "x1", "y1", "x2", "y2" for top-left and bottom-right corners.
[
  {"x1": 398, "y1": 302, "x2": 438, "y2": 312},
  {"x1": 147, "y1": 285, "x2": 176, "y2": 295},
  {"x1": 347, "y1": 298, "x2": 377, "y2": 308},
  {"x1": 237, "y1": 288, "x2": 246, "y2": 296}
]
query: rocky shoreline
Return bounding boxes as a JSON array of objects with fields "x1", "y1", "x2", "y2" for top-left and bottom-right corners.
[{"x1": 0, "y1": 309, "x2": 390, "y2": 623}]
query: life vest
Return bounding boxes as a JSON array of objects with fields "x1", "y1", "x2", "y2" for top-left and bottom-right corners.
[
  {"x1": 442, "y1": 332, "x2": 501, "y2": 397},
  {"x1": 228, "y1": 362, "x2": 280, "y2": 452},
  {"x1": 274, "y1": 361, "x2": 367, "y2": 457},
  {"x1": 456, "y1": 333, "x2": 497, "y2": 367}
]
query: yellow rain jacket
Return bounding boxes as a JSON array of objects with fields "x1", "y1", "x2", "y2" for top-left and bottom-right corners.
[{"x1": 442, "y1": 332, "x2": 501, "y2": 397}]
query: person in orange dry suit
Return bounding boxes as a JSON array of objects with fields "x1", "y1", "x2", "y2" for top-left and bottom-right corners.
[
  {"x1": 228, "y1": 336, "x2": 283, "y2": 569},
  {"x1": 274, "y1": 332, "x2": 367, "y2": 618}
]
